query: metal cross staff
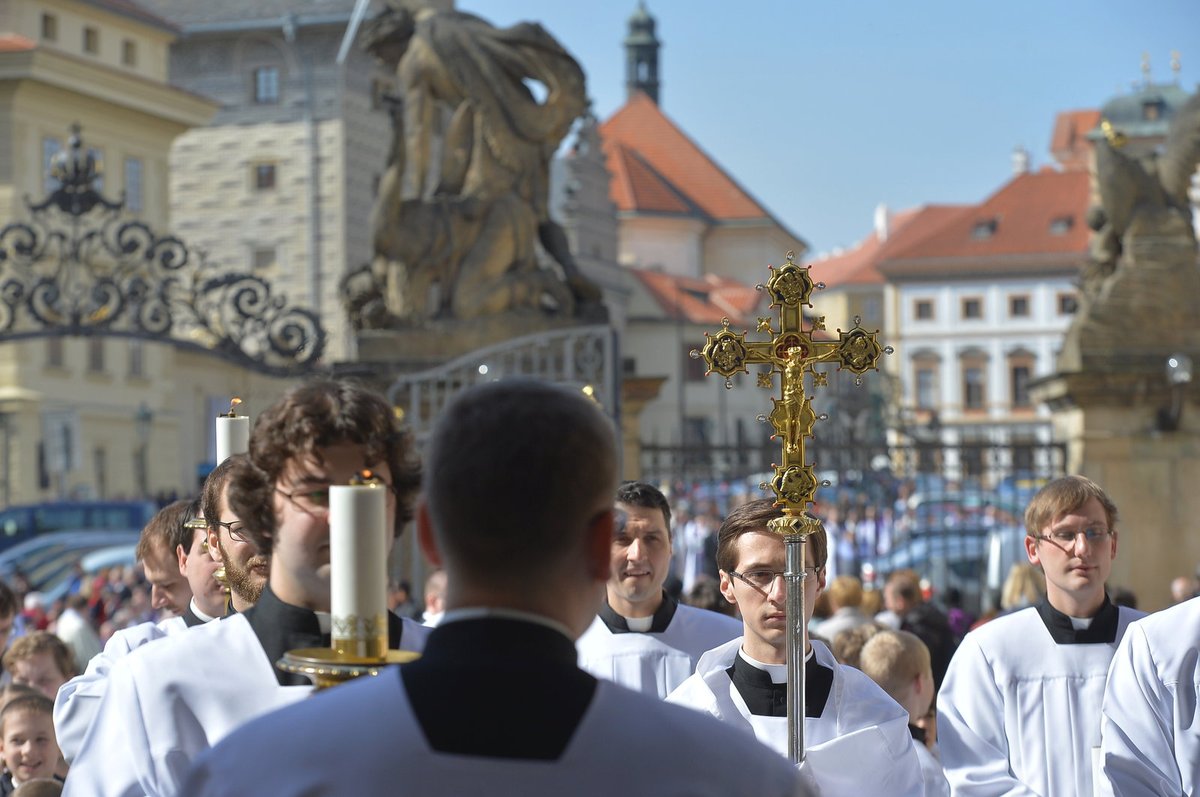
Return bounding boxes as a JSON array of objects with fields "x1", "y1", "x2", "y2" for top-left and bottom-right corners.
[{"x1": 692, "y1": 251, "x2": 890, "y2": 764}]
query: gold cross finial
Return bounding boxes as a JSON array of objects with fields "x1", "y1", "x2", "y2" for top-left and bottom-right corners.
[{"x1": 695, "y1": 254, "x2": 892, "y2": 519}]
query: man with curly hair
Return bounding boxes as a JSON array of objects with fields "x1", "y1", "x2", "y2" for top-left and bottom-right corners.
[{"x1": 62, "y1": 380, "x2": 428, "y2": 797}]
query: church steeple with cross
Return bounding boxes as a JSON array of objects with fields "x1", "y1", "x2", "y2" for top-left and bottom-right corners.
[{"x1": 625, "y1": 2, "x2": 661, "y2": 104}]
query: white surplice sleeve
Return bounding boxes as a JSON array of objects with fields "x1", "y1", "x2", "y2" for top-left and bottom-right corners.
[
  {"x1": 1099, "y1": 618, "x2": 1186, "y2": 797},
  {"x1": 937, "y1": 635, "x2": 1041, "y2": 796}
]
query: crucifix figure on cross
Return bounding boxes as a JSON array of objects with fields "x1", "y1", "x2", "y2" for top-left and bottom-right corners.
[{"x1": 690, "y1": 250, "x2": 891, "y2": 764}]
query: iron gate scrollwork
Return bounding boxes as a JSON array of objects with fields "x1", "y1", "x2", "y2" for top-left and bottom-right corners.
[{"x1": 0, "y1": 125, "x2": 325, "y2": 375}]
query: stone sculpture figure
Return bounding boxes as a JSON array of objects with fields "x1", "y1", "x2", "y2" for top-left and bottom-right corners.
[
  {"x1": 349, "y1": 0, "x2": 601, "y2": 327},
  {"x1": 1060, "y1": 88, "x2": 1200, "y2": 372}
]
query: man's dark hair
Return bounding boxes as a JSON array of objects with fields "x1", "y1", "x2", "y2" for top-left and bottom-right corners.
[
  {"x1": 135, "y1": 500, "x2": 194, "y2": 564},
  {"x1": 424, "y1": 379, "x2": 616, "y2": 588},
  {"x1": 616, "y1": 481, "x2": 671, "y2": 530},
  {"x1": 715, "y1": 498, "x2": 828, "y2": 574},
  {"x1": 201, "y1": 454, "x2": 244, "y2": 536},
  {"x1": 228, "y1": 379, "x2": 420, "y2": 557}
]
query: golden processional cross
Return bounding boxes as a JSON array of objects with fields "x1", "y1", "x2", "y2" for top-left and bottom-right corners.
[{"x1": 692, "y1": 250, "x2": 890, "y2": 764}]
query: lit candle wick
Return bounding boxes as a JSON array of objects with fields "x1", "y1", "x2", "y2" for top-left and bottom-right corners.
[{"x1": 225, "y1": 397, "x2": 243, "y2": 418}]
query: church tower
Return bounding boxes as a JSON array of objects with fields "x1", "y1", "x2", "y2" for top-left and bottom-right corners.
[{"x1": 624, "y1": 2, "x2": 660, "y2": 104}]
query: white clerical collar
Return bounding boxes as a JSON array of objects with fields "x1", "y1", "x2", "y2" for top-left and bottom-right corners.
[
  {"x1": 624, "y1": 614, "x2": 653, "y2": 632},
  {"x1": 737, "y1": 648, "x2": 814, "y2": 684},
  {"x1": 1067, "y1": 614, "x2": 1094, "y2": 630},
  {"x1": 189, "y1": 599, "x2": 218, "y2": 624},
  {"x1": 315, "y1": 611, "x2": 331, "y2": 634},
  {"x1": 441, "y1": 607, "x2": 575, "y2": 642}
]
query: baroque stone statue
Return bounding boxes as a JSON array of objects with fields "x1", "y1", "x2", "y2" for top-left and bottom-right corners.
[{"x1": 344, "y1": 0, "x2": 603, "y2": 329}]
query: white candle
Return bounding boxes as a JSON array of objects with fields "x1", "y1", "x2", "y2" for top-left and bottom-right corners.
[
  {"x1": 215, "y1": 398, "x2": 249, "y2": 463},
  {"x1": 329, "y1": 478, "x2": 389, "y2": 659},
  {"x1": 215, "y1": 415, "x2": 249, "y2": 463}
]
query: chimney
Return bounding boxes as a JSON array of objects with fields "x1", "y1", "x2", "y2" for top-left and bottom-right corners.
[
  {"x1": 1012, "y1": 145, "x2": 1030, "y2": 175},
  {"x1": 874, "y1": 203, "x2": 889, "y2": 242}
]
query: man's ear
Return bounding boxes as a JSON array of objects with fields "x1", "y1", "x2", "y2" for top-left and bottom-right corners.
[
  {"x1": 206, "y1": 528, "x2": 222, "y2": 563},
  {"x1": 176, "y1": 543, "x2": 188, "y2": 576},
  {"x1": 585, "y1": 508, "x2": 614, "y2": 581},
  {"x1": 416, "y1": 500, "x2": 443, "y2": 567}
]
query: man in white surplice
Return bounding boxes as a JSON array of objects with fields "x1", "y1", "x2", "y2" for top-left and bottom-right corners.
[
  {"x1": 1099, "y1": 595, "x2": 1200, "y2": 797},
  {"x1": 938, "y1": 475, "x2": 1145, "y2": 796},
  {"x1": 667, "y1": 498, "x2": 923, "y2": 797},
  {"x1": 576, "y1": 481, "x2": 740, "y2": 698},
  {"x1": 180, "y1": 378, "x2": 811, "y2": 797},
  {"x1": 61, "y1": 380, "x2": 429, "y2": 797}
]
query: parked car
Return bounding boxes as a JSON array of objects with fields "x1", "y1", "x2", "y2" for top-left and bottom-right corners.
[
  {"x1": 0, "y1": 501, "x2": 156, "y2": 552},
  {"x1": 0, "y1": 529, "x2": 142, "y2": 603}
]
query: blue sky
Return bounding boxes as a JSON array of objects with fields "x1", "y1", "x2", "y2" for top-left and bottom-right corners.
[{"x1": 461, "y1": 0, "x2": 1197, "y2": 255}]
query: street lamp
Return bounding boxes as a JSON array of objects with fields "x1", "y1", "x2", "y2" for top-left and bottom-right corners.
[{"x1": 135, "y1": 402, "x2": 153, "y2": 498}]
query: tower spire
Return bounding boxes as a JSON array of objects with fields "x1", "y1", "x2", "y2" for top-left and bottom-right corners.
[{"x1": 624, "y1": 2, "x2": 661, "y2": 104}]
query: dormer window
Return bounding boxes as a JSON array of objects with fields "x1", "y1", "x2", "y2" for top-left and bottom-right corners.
[
  {"x1": 683, "y1": 288, "x2": 710, "y2": 303},
  {"x1": 1143, "y1": 100, "x2": 1163, "y2": 121},
  {"x1": 1049, "y1": 216, "x2": 1073, "y2": 235},
  {"x1": 971, "y1": 218, "x2": 997, "y2": 239}
]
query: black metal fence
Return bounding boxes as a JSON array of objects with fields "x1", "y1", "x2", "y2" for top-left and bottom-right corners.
[{"x1": 639, "y1": 437, "x2": 1068, "y2": 615}]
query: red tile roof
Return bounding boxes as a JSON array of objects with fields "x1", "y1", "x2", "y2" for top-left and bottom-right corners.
[
  {"x1": 807, "y1": 205, "x2": 968, "y2": 287},
  {"x1": 879, "y1": 168, "x2": 1090, "y2": 273},
  {"x1": 601, "y1": 91, "x2": 772, "y2": 221},
  {"x1": 631, "y1": 269, "x2": 765, "y2": 327},
  {"x1": 0, "y1": 34, "x2": 36, "y2": 53},
  {"x1": 607, "y1": 142, "x2": 694, "y2": 216},
  {"x1": 1050, "y1": 109, "x2": 1100, "y2": 171}
]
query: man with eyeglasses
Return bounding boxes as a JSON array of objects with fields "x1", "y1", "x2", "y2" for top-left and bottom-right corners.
[
  {"x1": 202, "y1": 454, "x2": 267, "y2": 613},
  {"x1": 62, "y1": 380, "x2": 428, "y2": 797},
  {"x1": 177, "y1": 497, "x2": 227, "y2": 625},
  {"x1": 667, "y1": 498, "x2": 923, "y2": 797},
  {"x1": 181, "y1": 379, "x2": 811, "y2": 797},
  {"x1": 575, "y1": 481, "x2": 741, "y2": 698},
  {"x1": 938, "y1": 475, "x2": 1146, "y2": 796}
]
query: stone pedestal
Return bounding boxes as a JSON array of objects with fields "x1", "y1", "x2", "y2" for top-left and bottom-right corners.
[
  {"x1": 620, "y1": 376, "x2": 667, "y2": 479},
  {"x1": 1034, "y1": 368, "x2": 1200, "y2": 611}
]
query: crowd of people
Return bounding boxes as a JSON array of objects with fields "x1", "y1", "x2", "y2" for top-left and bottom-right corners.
[{"x1": 0, "y1": 377, "x2": 1190, "y2": 794}]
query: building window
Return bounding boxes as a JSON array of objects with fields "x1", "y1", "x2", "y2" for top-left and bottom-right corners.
[
  {"x1": 1009, "y1": 295, "x2": 1030, "y2": 318},
  {"x1": 971, "y1": 218, "x2": 997, "y2": 239},
  {"x1": 46, "y1": 338, "x2": 65, "y2": 369},
  {"x1": 94, "y1": 446, "x2": 108, "y2": 499},
  {"x1": 1011, "y1": 364, "x2": 1032, "y2": 408},
  {"x1": 914, "y1": 299, "x2": 934, "y2": 320},
  {"x1": 43, "y1": 138, "x2": 62, "y2": 193},
  {"x1": 87, "y1": 339, "x2": 105, "y2": 373},
  {"x1": 1049, "y1": 216, "x2": 1073, "y2": 235},
  {"x1": 129, "y1": 340, "x2": 144, "y2": 379},
  {"x1": 87, "y1": 148, "x2": 104, "y2": 191},
  {"x1": 253, "y1": 66, "x2": 281, "y2": 104},
  {"x1": 1057, "y1": 293, "x2": 1078, "y2": 315},
  {"x1": 862, "y1": 296, "x2": 882, "y2": 325},
  {"x1": 251, "y1": 247, "x2": 277, "y2": 270},
  {"x1": 83, "y1": 26, "x2": 99, "y2": 54},
  {"x1": 253, "y1": 163, "x2": 277, "y2": 191},
  {"x1": 124, "y1": 157, "x2": 143, "y2": 212},
  {"x1": 41, "y1": 13, "x2": 58, "y2": 41},
  {"x1": 961, "y1": 297, "x2": 982, "y2": 320},
  {"x1": 684, "y1": 343, "x2": 707, "y2": 381},
  {"x1": 915, "y1": 367, "x2": 937, "y2": 410},
  {"x1": 963, "y1": 366, "x2": 986, "y2": 411},
  {"x1": 122, "y1": 39, "x2": 137, "y2": 67}
]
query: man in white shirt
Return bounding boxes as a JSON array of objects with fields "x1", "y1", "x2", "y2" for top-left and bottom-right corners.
[
  {"x1": 180, "y1": 378, "x2": 810, "y2": 797},
  {"x1": 938, "y1": 475, "x2": 1145, "y2": 796},
  {"x1": 1100, "y1": 595, "x2": 1200, "y2": 796},
  {"x1": 668, "y1": 498, "x2": 923, "y2": 797},
  {"x1": 576, "y1": 481, "x2": 740, "y2": 698}
]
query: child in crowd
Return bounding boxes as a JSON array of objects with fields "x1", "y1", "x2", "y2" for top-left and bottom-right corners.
[
  {"x1": 859, "y1": 630, "x2": 949, "y2": 797},
  {"x1": 0, "y1": 693, "x2": 63, "y2": 794},
  {"x1": 1, "y1": 635, "x2": 75, "y2": 701}
]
